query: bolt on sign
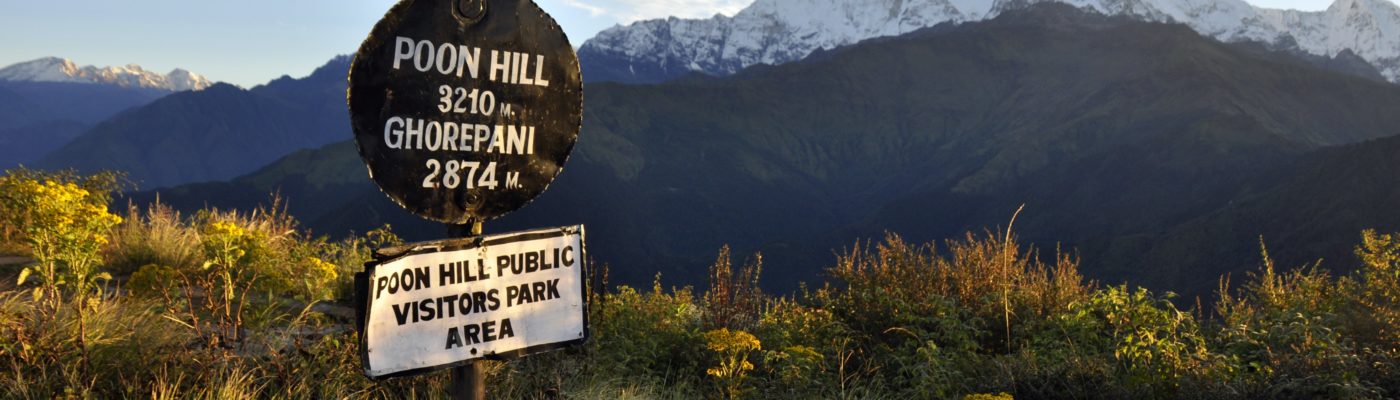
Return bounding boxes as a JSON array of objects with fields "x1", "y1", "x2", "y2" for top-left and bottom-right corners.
[
  {"x1": 360, "y1": 226, "x2": 586, "y2": 378},
  {"x1": 349, "y1": 0, "x2": 583, "y2": 224},
  {"x1": 348, "y1": 0, "x2": 587, "y2": 380}
]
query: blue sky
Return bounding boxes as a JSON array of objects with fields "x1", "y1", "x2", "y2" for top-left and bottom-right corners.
[{"x1": 0, "y1": 0, "x2": 1370, "y2": 87}]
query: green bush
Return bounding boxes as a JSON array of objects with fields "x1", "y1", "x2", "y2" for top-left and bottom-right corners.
[
  {"x1": 1210, "y1": 244, "x2": 1387, "y2": 399},
  {"x1": 753, "y1": 299, "x2": 848, "y2": 395},
  {"x1": 1070, "y1": 286, "x2": 1209, "y2": 392},
  {"x1": 590, "y1": 279, "x2": 706, "y2": 385}
]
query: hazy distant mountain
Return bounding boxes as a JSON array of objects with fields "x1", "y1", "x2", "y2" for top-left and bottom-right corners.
[
  {"x1": 580, "y1": 0, "x2": 1400, "y2": 83},
  {"x1": 0, "y1": 119, "x2": 90, "y2": 170},
  {"x1": 137, "y1": 5, "x2": 1400, "y2": 296},
  {"x1": 0, "y1": 57, "x2": 211, "y2": 91},
  {"x1": 0, "y1": 57, "x2": 212, "y2": 168},
  {"x1": 36, "y1": 56, "x2": 351, "y2": 189},
  {"x1": 0, "y1": 81, "x2": 172, "y2": 169}
]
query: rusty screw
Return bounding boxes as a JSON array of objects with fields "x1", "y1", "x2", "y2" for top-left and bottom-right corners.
[{"x1": 458, "y1": 0, "x2": 486, "y2": 22}]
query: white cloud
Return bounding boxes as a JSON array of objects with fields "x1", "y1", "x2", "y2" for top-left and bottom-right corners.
[
  {"x1": 561, "y1": 0, "x2": 607, "y2": 16},
  {"x1": 567, "y1": 0, "x2": 755, "y2": 23}
]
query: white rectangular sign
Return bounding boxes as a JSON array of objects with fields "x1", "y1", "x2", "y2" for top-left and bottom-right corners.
[{"x1": 361, "y1": 226, "x2": 587, "y2": 378}]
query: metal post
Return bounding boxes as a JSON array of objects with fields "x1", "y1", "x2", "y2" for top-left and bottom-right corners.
[{"x1": 448, "y1": 221, "x2": 485, "y2": 400}]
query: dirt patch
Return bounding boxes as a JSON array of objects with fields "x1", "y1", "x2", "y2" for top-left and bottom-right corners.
[
  {"x1": 0, "y1": 257, "x2": 28, "y2": 291},
  {"x1": 0, "y1": 256, "x2": 31, "y2": 267}
]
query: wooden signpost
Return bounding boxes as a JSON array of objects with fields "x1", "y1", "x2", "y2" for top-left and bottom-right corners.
[{"x1": 347, "y1": 0, "x2": 584, "y2": 397}]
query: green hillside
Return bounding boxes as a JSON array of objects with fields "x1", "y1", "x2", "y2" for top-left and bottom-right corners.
[{"x1": 1094, "y1": 133, "x2": 1400, "y2": 294}]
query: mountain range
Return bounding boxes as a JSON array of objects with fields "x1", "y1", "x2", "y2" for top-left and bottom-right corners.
[
  {"x1": 579, "y1": 0, "x2": 1400, "y2": 84},
  {"x1": 124, "y1": 4, "x2": 1400, "y2": 298},
  {"x1": 0, "y1": 57, "x2": 213, "y2": 169},
  {"x1": 32, "y1": 57, "x2": 351, "y2": 189},
  {"x1": 0, "y1": 57, "x2": 210, "y2": 91},
  {"x1": 22, "y1": 0, "x2": 1397, "y2": 187}
]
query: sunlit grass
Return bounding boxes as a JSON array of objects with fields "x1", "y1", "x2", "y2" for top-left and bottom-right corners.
[{"x1": 1, "y1": 169, "x2": 1398, "y2": 398}]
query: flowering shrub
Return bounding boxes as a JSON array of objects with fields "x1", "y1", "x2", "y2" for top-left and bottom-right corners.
[
  {"x1": 0, "y1": 175, "x2": 121, "y2": 308},
  {"x1": 705, "y1": 328, "x2": 761, "y2": 399}
]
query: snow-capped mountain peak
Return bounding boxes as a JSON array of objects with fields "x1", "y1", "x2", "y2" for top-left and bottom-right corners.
[
  {"x1": 580, "y1": 0, "x2": 977, "y2": 82},
  {"x1": 0, "y1": 57, "x2": 83, "y2": 83},
  {"x1": 0, "y1": 57, "x2": 212, "y2": 91},
  {"x1": 580, "y1": 0, "x2": 1400, "y2": 84}
]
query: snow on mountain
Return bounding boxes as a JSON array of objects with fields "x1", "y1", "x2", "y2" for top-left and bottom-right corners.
[
  {"x1": 1254, "y1": 0, "x2": 1400, "y2": 80},
  {"x1": 580, "y1": 0, "x2": 1400, "y2": 83},
  {"x1": 580, "y1": 0, "x2": 978, "y2": 81},
  {"x1": 0, "y1": 57, "x2": 212, "y2": 91}
]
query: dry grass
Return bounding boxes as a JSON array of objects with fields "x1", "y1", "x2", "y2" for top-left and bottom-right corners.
[
  {"x1": 105, "y1": 201, "x2": 203, "y2": 275},
  {"x1": 2, "y1": 169, "x2": 1399, "y2": 398}
]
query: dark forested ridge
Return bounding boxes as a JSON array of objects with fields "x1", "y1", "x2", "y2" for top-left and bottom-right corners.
[
  {"x1": 36, "y1": 57, "x2": 353, "y2": 189},
  {"x1": 130, "y1": 4, "x2": 1400, "y2": 296},
  {"x1": 0, "y1": 81, "x2": 170, "y2": 169}
]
